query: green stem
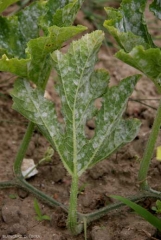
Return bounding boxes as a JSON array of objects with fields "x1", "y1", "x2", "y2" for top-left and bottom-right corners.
[
  {"x1": 0, "y1": 180, "x2": 18, "y2": 188},
  {"x1": 18, "y1": 177, "x2": 68, "y2": 212},
  {"x1": 138, "y1": 97, "x2": 161, "y2": 189},
  {"x1": 67, "y1": 174, "x2": 79, "y2": 235},
  {"x1": 13, "y1": 122, "x2": 35, "y2": 177},
  {"x1": 77, "y1": 190, "x2": 161, "y2": 227}
]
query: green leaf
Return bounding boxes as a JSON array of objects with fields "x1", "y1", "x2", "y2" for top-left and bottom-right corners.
[
  {"x1": 0, "y1": 25, "x2": 86, "y2": 88},
  {"x1": 41, "y1": 215, "x2": 51, "y2": 221},
  {"x1": 156, "y1": 200, "x2": 161, "y2": 213},
  {"x1": 0, "y1": 0, "x2": 18, "y2": 14},
  {"x1": 34, "y1": 198, "x2": 42, "y2": 218},
  {"x1": 150, "y1": 0, "x2": 161, "y2": 20},
  {"x1": 9, "y1": 194, "x2": 17, "y2": 199},
  {"x1": 0, "y1": 1, "x2": 45, "y2": 58},
  {"x1": 104, "y1": 0, "x2": 154, "y2": 52},
  {"x1": 111, "y1": 195, "x2": 161, "y2": 231},
  {"x1": 0, "y1": 0, "x2": 84, "y2": 58},
  {"x1": 11, "y1": 31, "x2": 141, "y2": 177},
  {"x1": 116, "y1": 46, "x2": 161, "y2": 93},
  {"x1": 41, "y1": 0, "x2": 84, "y2": 29}
]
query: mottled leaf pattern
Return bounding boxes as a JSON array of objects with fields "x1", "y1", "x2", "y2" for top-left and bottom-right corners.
[
  {"x1": 0, "y1": 0, "x2": 85, "y2": 88},
  {"x1": 11, "y1": 79, "x2": 73, "y2": 174},
  {"x1": 104, "y1": 0, "x2": 161, "y2": 93},
  {"x1": 0, "y1": 2, "x2": 45, "y2": 58},
  {"x1": 150, "y1": 0, "x2": 161, "y2": 20},
  {"x1": 41, "y1": 0, "x2": 84, "y2": 29},
  {"x1": 116, "y1": 46, "x2": 161, "y2": 93},
  {"x1": 12, "y1": 31, "x2": 141, "y2": 177},
  {"x1": 104, "y1": 0, "x2": 154, "y2": 52},
  {"x1": 0, "y1": 25, "x2": 86, "y2": 88}
]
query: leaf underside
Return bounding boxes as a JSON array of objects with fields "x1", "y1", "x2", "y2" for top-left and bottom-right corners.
[{"x1": 11, "y1": 31, "x2": 141, "y2": 177}]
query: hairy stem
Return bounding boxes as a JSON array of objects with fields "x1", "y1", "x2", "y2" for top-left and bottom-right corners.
[
  {"x1": 13, "y1": 122, "x2": 35, "y2": 177},
  {"x1": 0, "y1": 180, "x2": 19, "y2": 188},
  {"x1": 67, "y1": 174, "x2": 79, "y2": 234},
  {"x1": 138, "y1": 97, "x2": 161, "y2": 189},
  {"x1": 18, "y1": 177, "x2": 68, "y2": 212},
  {"x1": 78, "y1": 189, "x2": 161, "y2": 227}
]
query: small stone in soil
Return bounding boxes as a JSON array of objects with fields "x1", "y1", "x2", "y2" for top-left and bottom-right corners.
[
  {"x1": 51, "y1": 164, "x2": 66, "y2": 182},
  {"x1": 2, "y1": 205, "x2": 20, "y2": 224},
  {"x1": 52, "y1": 233, "x2": 66, "y2": 240},
  {"x1": 8, "y1": 223, "x2": 27, "y2": 235},
  {"x1": 91, "y1": 226, "x2": 111, "y2": 240},
  {"x1": 17, "y1": 188, "x2": 29, "y2": 199}
]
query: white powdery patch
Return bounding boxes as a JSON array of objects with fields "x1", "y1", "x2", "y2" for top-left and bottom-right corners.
[
  {"x1": 131, "y1": 13, "x2": 140, "y2": 23},
  {"x1": 50, "y1": 126, "x2": 56, "y2": 137},
  {"x1": 34, "y1": 112, "x2": 40, "y2": 119},
  {"x1": 137, "y1": 30, "x2": 143, "y2": 36},
  {"x1": 131, "y1": 2, "x2": 141, "y2": 11},
  {"x1": 42, "y1": 112, "x2": 48, "y2": 117},
  {"x1": 63, "y1": 150, "x2": 69, "y2": 158},
  {"x1": 77, "y1": 163, "x2": 82, "y2": 171},
  {"x1": 129, "y1": 48, "x2": 139, "y2": 57},
  {"x1": 92, "y1": 141, "x2": 99, "y2": 149},
  {"x1": 73, "y1": 79, "x2": 79, "y2": 86},
  {"x1": 139, "y1": 59, "x2": 148, "y2": 67}
]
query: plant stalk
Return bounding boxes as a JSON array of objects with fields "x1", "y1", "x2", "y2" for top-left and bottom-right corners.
[
  {"x1": 138, "y1": 97, "x2": 161, "y2": 189},
  {"x1": 13, "y1": 121, "x2": 35, "y2": 177},
  {"x1": 67, "y1": 174, "x2": 79, "y2": 235}
]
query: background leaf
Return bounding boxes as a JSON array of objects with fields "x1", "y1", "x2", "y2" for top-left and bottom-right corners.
[
  {"x1": 116, "y1": 46, "x2": 161, "y2": 93},
  {"x1": 150, "y1": 0, "x2": 161, "y2": 20},
  {"x1": 41, "y1": 0, "x2": 84, "y2": 29},
  {"x1": 111, "y1": 195, "x2": 161, "y2": 231},
  {"x1": 0, "y1": 0, "x2": 85, "y2": 88},
  {"x1": 0, "y1": 25, "x2": 86, "y2": 88},
  {"x1": 104, "y1": 0, "x2": 154, "y2": 52}
]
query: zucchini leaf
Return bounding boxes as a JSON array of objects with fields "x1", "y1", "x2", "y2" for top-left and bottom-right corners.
[
  {"x1": 0, "y1": 0, "x2": 85, "y2": 88},
  {"x1": 41, "y1": 0, "x2": 84, "y2": 29},
  {"x1": 111, "y1": 195, "x2": 161, "y2": 231},
  {"x1": 0, "y1": 0, "x2": 18, "y2": 14},
  {"x1": 0, "y1": 0, "x2": 83, "y2": 57},
  {"x1": 116, "y1": 46, "x2": 161, "y2": 93},
  {"x1": 104, "y1": 0, "x2": 154, "y2": 52},
  {"x1": 0, "y1": 1, "x2": 46, "y2": 58},
  {"x1": 11, "y1": 31, "x2": 141, "y2": 177},
  {"x1": 150, "y1": 0, "x2": 161, "y2": 20},
  {"x1": 0, "y1": 25, "x2": 86, "y2": 88}
]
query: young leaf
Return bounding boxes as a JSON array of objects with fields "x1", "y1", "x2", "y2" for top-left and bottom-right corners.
[
  {"x1": 104, "y1": 0, "x2": 155, "y2": 52},
  {"x1": 41, "y1": 215, "x2": 51, "y2": 221},
  {"x1": 156, "y1": 200, "x2": 161, "y2": 213},
  {"x1": 116, "y1": 46, "x2": 161, "y2": 93},
  {"x1": 0, "y1": 25, "x2": 86, "y2": 88},
  {"x1": 34, "y1": 198, "x2": 42, "y2": 218},
  {"x1": 0, "y1": 0, "x2": 18, "y2": 14},
  {"x1": 111, "y1": 195, "x2": 161, "y2": 231},
  {"x1": 11, "y1": 31, "x2": 141, "y2": 177}
]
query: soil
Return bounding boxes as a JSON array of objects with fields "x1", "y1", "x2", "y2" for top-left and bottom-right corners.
[{"x1": 0, "y1": 2, "x2": 161, "y2": 240}]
